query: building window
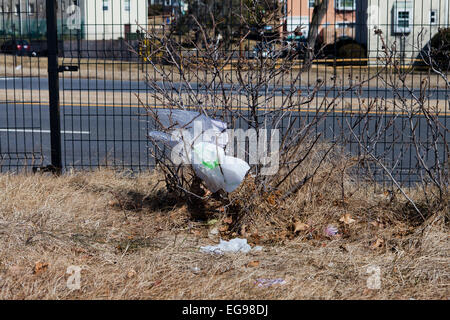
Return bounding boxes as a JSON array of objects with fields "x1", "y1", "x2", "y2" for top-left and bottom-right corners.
[
  {"x1": 125, "y1": 0, "x2": 130, "y2": 11},
  {"x1": 15, "y1": 3, "x2": 20, "y2": 15},
  {"x1": 397, "y1": 11, "x2": 410, "y2": 28},
  {"x1": 430, "y1": 10, "x2": 437, "y2": 24},
  {"x1": 335, "y1": 0, "x2": 355, "y2": 11},
  {"x1": 393, "y1": 1, "x2": 413, "y2": 34},
  {"x1": 103, "y1": 0, "x2": 109, "y2": 11},
  {"x1": 308, "y1": 0, "x2": 315, "y2": 8},
  {"x1": 28, "y1": 3, "x2": 35, "y2": 15}
]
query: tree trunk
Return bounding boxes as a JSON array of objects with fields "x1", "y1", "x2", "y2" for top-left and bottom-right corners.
[{"x1": 302, "y1": 0, "x2": 329, "y2": 71}]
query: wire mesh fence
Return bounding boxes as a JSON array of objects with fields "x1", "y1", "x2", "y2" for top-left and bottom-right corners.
[{"x1": 0, "y1": 0, "x2": 448, "y2": 188}]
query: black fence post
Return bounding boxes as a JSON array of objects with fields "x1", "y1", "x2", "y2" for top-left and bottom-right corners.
[{"x1": 46, "y1": 0, "x2": 62, "y2": 173}]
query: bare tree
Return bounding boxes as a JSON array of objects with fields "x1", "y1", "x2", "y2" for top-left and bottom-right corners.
[
  {"x1": 303, "y1": 0, "x2": 329, "y2": 70},
  {"x1": 133, "y1": 10, "x2": 447, "y2": 225}
]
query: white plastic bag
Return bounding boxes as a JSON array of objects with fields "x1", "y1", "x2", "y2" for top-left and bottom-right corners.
[
  {"x1": 148, "y1": 109, "x2": 250, "y2": 193},
  {"x1": 220, "y1": 156, "x2": 251, "y2": 193},
  {"x1": 200, "y1": 238, "x2": 262, "y2": 254},
  {"x1": 191, "y1": 142, "x2": 250, "y2": 193},
  {"x1": 191, "y1": 142, "x2": 226, "y2": 193},
  {"x1": 149, "y1": 109, "x2": 228, "y2": 150}
]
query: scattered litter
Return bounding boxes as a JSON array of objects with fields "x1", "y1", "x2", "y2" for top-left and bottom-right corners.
[
  {"x1": 15, "y1": 65, "x2": 22, "y2": 71},
  {"x1": 191, "y1": 266, "x2": 201, "y2": 274},
  {"x1": 148, "y1": 109, "x2": 250, "y2": 193},
  {"x1": 200, "y1": 238, "x2": 262, "y2": 254},
  {"x1": 324, "y1": 225, "x2": 339, "y2": 237},
  {"x1": 255, "y1": 278, "x2": 286, "y2": 287}
]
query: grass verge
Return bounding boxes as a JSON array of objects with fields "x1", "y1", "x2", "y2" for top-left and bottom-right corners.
[{"x1": 0, "y1": 165, "x2": 447, "y2": 299}]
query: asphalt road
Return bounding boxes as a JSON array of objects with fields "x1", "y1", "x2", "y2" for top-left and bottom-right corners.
[
  {"x1": 1, "y1": 77, "x2": 450, "y2": 100},
  {"x1": 0, "y1": 101, "x2": 448, "y2": 185}
]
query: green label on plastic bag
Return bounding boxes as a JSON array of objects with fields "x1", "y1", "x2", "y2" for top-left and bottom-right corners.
[
  {"x1": 194, "y1": 145, "x2": 220, "y2": 169},
  {"x1": 202, "y1": 159, "x2": 219, "y2": 169}
]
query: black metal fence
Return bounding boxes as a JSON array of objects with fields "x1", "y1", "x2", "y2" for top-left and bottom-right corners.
[{"x1": 0, "y1": 0, "x2": 448, "y2": 187}]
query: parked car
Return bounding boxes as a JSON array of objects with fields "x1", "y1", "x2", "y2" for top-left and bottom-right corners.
[
  {"x1": 1, "y1": 40, "x2": 35, "y2": 56},
  {"x1": 29, "y1": 40, "x2": 48, "y2": 57},
  {"x1": 283, "y1": 34, "x2": 308, "y2": 59},
  {"x1": 252, "y1": 41, "x2": 284, "y2": 59}
]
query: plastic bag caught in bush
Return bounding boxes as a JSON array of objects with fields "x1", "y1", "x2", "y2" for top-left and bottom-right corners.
[
  {"x1": 149, "y1": 109, "x2": 228, "y2": 149},
  {"x1": 148, "y1": 109, "x2": 250, "y2": 193},
  {"x1": 191, "y1": 142, "x2": 250, "y2": 193}
]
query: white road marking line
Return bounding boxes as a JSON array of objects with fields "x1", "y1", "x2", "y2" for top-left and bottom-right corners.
[
  {"x1": 0, "y1": 78, "x2": 17, "y2": 81},
  {"x1": 0, "y1": 129, "x2": 90, "y2": 135}
]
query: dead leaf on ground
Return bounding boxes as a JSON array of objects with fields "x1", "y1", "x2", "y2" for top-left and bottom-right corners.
[
  {"x1": 190, "y1": 229, "x2": 202, "y2": 237},
  {"x1": 370, "y1": 221, "x2": 379, "y2": 228},
  {"x1": 371, "y1": 237, "x2": 384, "y2": 250},
  {"x1": 223, "y1": 216, "x2": 233, "y2": 224},
  {"x1": 294, "y1": 221, "x2": 309, "y2": 233},
  {"x1": 370, "y1": 220, "x2": 386, "y2": 229},
  {"x1": 339, "y1": 213, "x2": 356, "y2": 225},
  {"x1": 249, "y1": 230, "x2": 261, "y2": 244},
  {"x1": 240, "y1": 224, "x2": 248, "y2": 237},
  {"x1": 127, "y1": 269, "x2": 137, "y2": 279},
  {"x1": 33, "y1": 262, "x2": 49, "y2": 275},
  {"x1": 267, "y1": 194, "x2": 277, "y2": 206},
  {"x1": 107, "y1": 200, "x2": 119, "y2": 207},
  {"x1": 245, "y1": 261, "x2": 260, "y2": 268}
]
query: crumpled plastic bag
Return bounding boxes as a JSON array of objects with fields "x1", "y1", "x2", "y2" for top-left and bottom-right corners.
[
  {"x1": 148, "y1": 109, "x2": 250, "y2": 193},
  {"x1": 200, "y1": 238, "x2": 262, "y2": 254},
  {"x1": 148, "y1": 109, "x2": 228, "y2": 149},
  {"x1": 191, "y1": 142, "x2": 250, "y2": 193}
]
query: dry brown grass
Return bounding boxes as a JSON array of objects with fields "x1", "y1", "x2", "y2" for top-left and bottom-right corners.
[{"x1": 0, "y1": 165, "x2": 448, "y2": 300}]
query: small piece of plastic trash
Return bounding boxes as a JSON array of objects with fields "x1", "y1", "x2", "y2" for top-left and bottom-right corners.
[
  {"x1": 148, "y1": 109, "x2": 250, "y2": 193},
  {"x1": 255, "y1": 278, "x2": 286, "y2": 288},
  {"x1": 324, "y1": 225, "x2": 339, "y2": 237},
  {"x1": 200, "y1": 238, "x2": 262, "y2": 255}
]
